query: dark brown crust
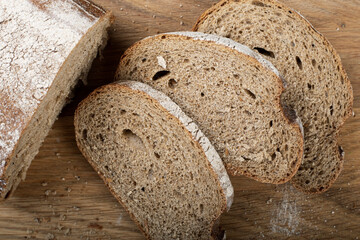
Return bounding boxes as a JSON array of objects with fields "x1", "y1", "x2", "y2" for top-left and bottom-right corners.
[
  {"x1": 115, "y1": 33, "x2": 304, "y2": 184},
  {"x1": 0, "y1": 1, "x2": 113, "y2": 199},
  {"x1": 193, "y1": 0, "x2": 353, "y2": 193},
  {"x1": 74, "y1": 83, "x2": 227, "y2": 239}
]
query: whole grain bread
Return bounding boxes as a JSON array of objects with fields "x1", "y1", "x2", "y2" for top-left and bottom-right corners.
[
  {"x1": 193, "y1": 0, "x2": 353, "y2": 193},
  {"x1": 115, "y1": 32, "x2": 304, "y2": 184},
  {"x1": 0, "y1": 0, "x2": 112, "y2": 199},
  {"x1": 74, "y1": 81, "x2": 234, "y2": 240}
]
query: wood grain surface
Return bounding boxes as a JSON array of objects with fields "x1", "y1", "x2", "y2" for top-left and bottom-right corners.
[{"x1": 1, "y1": 0, "x2": 360, "y2": 239}]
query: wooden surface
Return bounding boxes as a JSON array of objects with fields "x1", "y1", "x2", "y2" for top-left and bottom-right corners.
[{"x1": 1, "y1": 0, "x2": 360, "y2": 239}]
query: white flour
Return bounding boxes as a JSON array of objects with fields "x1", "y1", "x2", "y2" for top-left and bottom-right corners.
[{"x1": 270, "y1": 183, "x2": 303, "y2": 236}]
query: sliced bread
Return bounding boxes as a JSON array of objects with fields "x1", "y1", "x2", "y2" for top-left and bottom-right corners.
[
  {"x1": 0, "y1": 0, "x2": 112, "y2": 199},
  {"x1": 74, "y1": 81, "x2": 233, "y2": 240},
  {"x1": 193, "y1": 0, "x2": 353, "y2": 193},
  {"x1": 115, "y1": 32, "x2": 304, "y2": 184}
]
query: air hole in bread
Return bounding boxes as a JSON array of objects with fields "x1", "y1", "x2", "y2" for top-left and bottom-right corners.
[
  {"x1": 120, "y1": 109, "x2": 126, "y2": 115},
  {"x1": 105, "y1": 165, "x2": 109, "y2": 171},
  {"x1": 142, "y1": 58, "x2": 147, "y2": 62},
  {"x1": 242, "y1": 156, "x2": 251, "y2": 161},
  {"x1": 152, "y1": 70, "x2": 170, "y2": 80},
  {"x1": 233, "y1": 74, "x2": 239, "y2": 79},
  {"x1": 271, "y1": 152, "x2": 276, "y2": 160},
  {"x1": 312, "y1": 59, "x2": 316, "y2": 67},
  {"x1": 305, "y1": 180, "x2": 310, "y2": 184},
  {"x1": 141, "y1": 187, "x2": 145, "y2": 192},
  {"x1": 253, "y1": 47, "x2": 275, "y2": 58},
  {"x1": 307, "y1": 83, "x2": 312, "y2": 90},
  {"x1": 269, "y1": 120, "x2": 273, "y2": 127},
  {"x1": 201, "y1": 92, "x2": 205, "y2": 97},
  {"x1": 82, "y1": 129, "x2": 88, "y2": 141},
  {"x1": 154, "y1": 152, "x2": 160, "y2": 158},
  {"x1": 318, "y1": 65, "x2": 322, "y2": 71},
  {"x1": 184, "y1": 58, "x2": 189, "y2": 63},
  {"x1": 122, "y1": 129, "x2": 145, "y2": 151},
  {"x1": 244, "y1": 110, "x2": 252, "y2": 116},
  {"x1": 330, "y1": 105, "x2": 334, "y2": 115},
  {"x1": 168, "y1": 79, "x2": 177, "y2": 88},
  {"x1": 97, "y1": 134, "x2": 104, "y2": 142},
  {"x1": 200, "y1": 204, "x2": 204, "y2": 214},
  {"x1": 288, "y1": 10, "x2": 292, "y2": 14},
  {"x1": 251, "y1": 1, "x2": 266, "y2": 7},
  {"x1": 89, "y1": 113, "x2": 95, "y2": 118},
  {"x1": 296, "y1": 56, "x2": 303, "y2": 70},
  {"x1": 244, "y1": 89, "x2": 256, "y2": 99},
  {"x1": 161, "y1": 35, "x2": 166, "y2": 39}
]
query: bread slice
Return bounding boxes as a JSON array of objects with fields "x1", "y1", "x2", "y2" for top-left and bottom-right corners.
[
  {"x1": 115, "y1": 32, "x2": 304, "y2": 184},
  {"x1": 74, "y1": 81, "x2": 233, "y2": 240},
  {"x1": 193, "y1": 0, "x2": 353, "y2": 193},
  {"x1": 0, "y1": 0, "x2": 113, "y2": 199}
]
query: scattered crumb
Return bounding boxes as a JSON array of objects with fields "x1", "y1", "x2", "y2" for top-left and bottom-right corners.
[
  {"x1": 341, "y1": 23, "x2": 346, "y2": 28},
  {"x1": 61, "y1": 177, "x2": 65, "y2": 181},
  {"x1": 64, "y1": 228, "x2": 71, "y2": 236},
  {"x1": 66, "y1": 187, "x2": 72, "y2": 193},
  {"x1": 52, "y1": 190, "x2": 57, "y2": 196},
  {"x1": 180, "y1": 16, "x2": 183, "y2": 19},
  {"x1": 73, "y1": 206, "x2": 80, "y2": 211},
  {"x1": 180, "y1": 21, "x2": 184, "y2": 26},
  {"x1": 55, "y1": 152, "x2": 60, "y2": 158},
  {"x1": 331, "y1": 211, "x2": 334, "y2": 214},
  {"x1": 41, "y1": 182, "x2": 48, "y2": 187},
  {"x1": 45, "y1": 190, "x2": 51, "y2": 196},
  {"x1": 266, "y1": 198, "x2": 273, "y2": 204},
  {"x1": 152, "y1": 15, "x2": 156, "y2": 19},
  {"x1": 60, "y1": 214, "x2": 67, "y2": 221},
  {"x1": 45, "y1": 233, "x2": 55, "y2": 240},
  {"x1": 34, "y1": 217, "x2": 42, "y2": 224},
  {"x1": 120, "y1": 8, "x2": 123, "y2": 11},
  {"x1": 75, "y1": 176, "x2": 81, "y2": 181},
  {"x1": 179, "y1": 4, "x2": 183, "y2": 7}
]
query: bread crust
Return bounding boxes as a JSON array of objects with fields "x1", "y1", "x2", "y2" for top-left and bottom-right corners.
[
  {"x1": 115, "y1": 32, "x2": 304, "y2": 184},
  {"x1": 193, "y1": 0, "x2": 353, "y2": 193},
  {"x1": 74, "y1": 82, "x2": 232, "y2": 239},
  {"x1": 0, "y1": 0, "x2": 112, "y2": 198}
]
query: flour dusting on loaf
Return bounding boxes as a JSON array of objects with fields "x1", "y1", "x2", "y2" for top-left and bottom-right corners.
[
  {"x1": 0, "y1": 0, "x2": 103, "y2": 167},
  {"x1": 0, "y1": 0, "x2": 112, "y2": 198}
]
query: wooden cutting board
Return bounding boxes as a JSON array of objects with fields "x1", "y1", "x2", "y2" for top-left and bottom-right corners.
[{"x1": 1, "y1": 0, "x2": 359, "y2": 239}]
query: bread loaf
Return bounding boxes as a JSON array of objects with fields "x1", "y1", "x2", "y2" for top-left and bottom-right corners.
[
  {"x1": 0, "y1": 0, "x2": 112, "y2": 199},
  {"x1": 115, "y1": 32, "x2": 304, "y2": 184},
  {"x1": 74, "y1": 81, "x2": 233, "y2": 240},
  {"x1": 193, "y1": 0, "x2": 353, "y2": 193}
]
